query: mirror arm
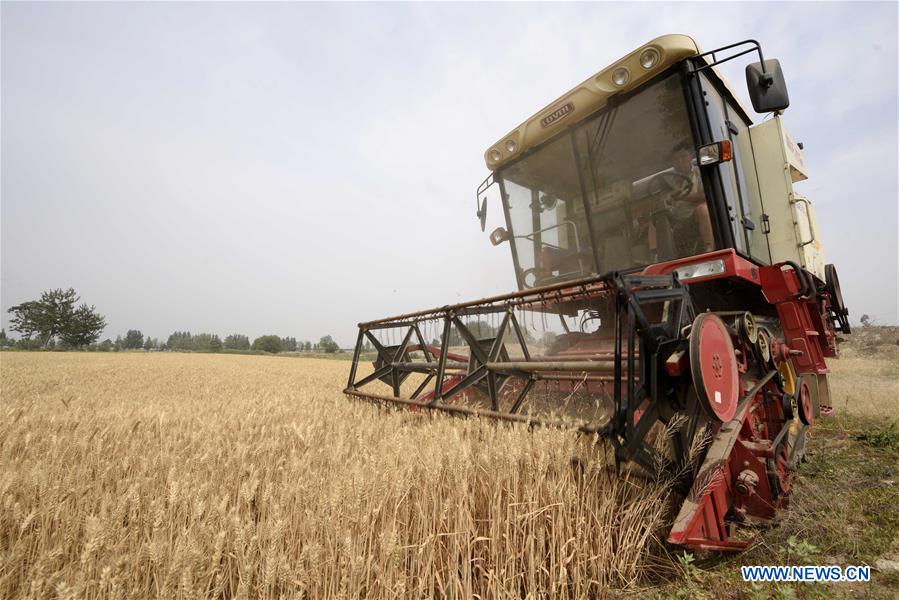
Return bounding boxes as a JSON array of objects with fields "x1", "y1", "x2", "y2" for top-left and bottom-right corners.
[
  {"x1": 689, "y1": 39, "x2": 766, "y2": 75},
  {"x1": 476, "y1": 172, "x2": 496, "y2": 232}
]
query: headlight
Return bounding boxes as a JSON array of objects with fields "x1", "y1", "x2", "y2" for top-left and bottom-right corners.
[
  {"x1": 489, "y1": 227, "x2": 509, "y2": 246},
  {"x1": 611, "y1": 67, "x2": 629, "y2": 86},
  {"x1": 488, "y1": 148, "x2": 502, "y2": 162},
  {"x1": 504, "y1": 139, "x2": 517, "y2": 153},
  {"x1": 674, "y1": 259, "x2": 726, "y2": 281},
  {"x1": 639, "y1": 48, "x2": 660, "y2": 69},
  {"x1": 698, "y1": 140, "x2": 733, "y2": 165}
]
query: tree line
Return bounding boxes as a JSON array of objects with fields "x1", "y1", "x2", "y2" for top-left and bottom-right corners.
[{"x1": 2, "y1": 288, "x2": 342, "y2": 354}]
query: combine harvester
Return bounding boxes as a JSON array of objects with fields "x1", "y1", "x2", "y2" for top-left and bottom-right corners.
[{"x1": 345, "y1": 35, "x2": 849, "y2": 551}]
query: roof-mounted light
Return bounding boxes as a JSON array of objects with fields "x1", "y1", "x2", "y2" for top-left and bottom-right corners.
[
  {"x1": 611, "y1": 67, "x2": 630, "y2": 86},
  {"x1": 504, "y1": 139, "x2": 517, "y2": 153},
  {"x1": 488, "y1": 148, "x2": 502, "y2": 162},
  {"x1": 639, "y1": 48, "x2": 660, "y2": 69}
]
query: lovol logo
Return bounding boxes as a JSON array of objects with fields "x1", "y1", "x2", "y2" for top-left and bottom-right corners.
[{"x1": 540, "y1": 102, "x2": 574, "y2": 128}]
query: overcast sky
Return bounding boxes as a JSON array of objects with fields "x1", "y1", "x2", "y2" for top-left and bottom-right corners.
[{"x1": 2, "y1": 2, "x2": 897, "y2": 346}]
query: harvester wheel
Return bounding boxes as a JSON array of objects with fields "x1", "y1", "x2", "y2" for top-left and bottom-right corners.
[
  {"x1": 756, "y1": 328, "x2": 772, "y2": 367},
  {"x1": 740, "y1": 312, "x2": 758, "y2": 344},
  {"x1": 781, "y1": 392, "x2": 795, "y2": 421},
  {"x1": 768, "y1": 441, "x2": 793, "y2": 498},
  {"x1": 796, "y1": 377, "x2": 814, "y2": 425},
  {"x1": 689, "y1": 313, "x2": 740, "y2": 422},
  {"x1": 825, "y1": 264, "x2": 850, "y2": 334}
]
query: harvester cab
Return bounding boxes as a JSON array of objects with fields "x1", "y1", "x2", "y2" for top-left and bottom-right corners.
[{"x1": 346, "y1": 35, "x2": 850, "y2": 551}]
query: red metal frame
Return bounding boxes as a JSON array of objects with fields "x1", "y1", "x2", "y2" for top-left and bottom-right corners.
[
  {"x1": 668, "y1": 371, "x2": 787, "y2": 550},
  {"x1": 645, "y1": 249, "x2": 833, "y2": 376},
  {"x1": 643, "y1": 249, "x2": 839, "y2": 549},
  {"x1": 642, "y1": 248, "x2": 762, "y2": 285}
]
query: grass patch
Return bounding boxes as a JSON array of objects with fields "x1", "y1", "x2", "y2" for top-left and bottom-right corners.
[
  {"x1": 855, "y1": 424, "x2": 899, "y2": 452},
  {"x1": 647, "y1": 413, "x2": 899, "y2": 599}
]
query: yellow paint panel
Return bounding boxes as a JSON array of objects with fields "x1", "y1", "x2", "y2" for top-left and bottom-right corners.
[
  {"x1": 484, "y1": 34, "x2": 700, "y2": 170},
  {"x1": 748, "y1": 117, "x2": 826, "y2": 279},
  {"x1": 779, "y1": 360, "x2": 797, "y2": 396}
]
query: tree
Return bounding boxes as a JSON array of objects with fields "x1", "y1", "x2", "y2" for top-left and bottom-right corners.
[
  {"x1": 7, "y1": 297, "x2": 63, "y2": 345},
  {"x1": 7, "y1": 288, "x2": 105, "y2": 348},
  {"x1": 860, "y1": 314, "x2": 873, "y2": 327},
  {"x1": 165, "y1": 331, "x2": 223, "y2": 352},
  {"x1": 59, "y1": 304, "x2": 107, "y2": 348},
  {"x1": 124, "y1": 330, "x2": 144, "y2": 350},
  {"x1": 143, "y1": 337, "x2": 156, "y2": 351},
  {"x1": 224, "y1": 334, "x2": 251, "y2": 350},
  {"x1": 191, "y1": 333, "x2": 217, "y2": 351},
  {"x1": 252, "y1": 335, "x2": 283, "y2": 353},
  {"x1": 113, "y1": 335, "x2": 124, "y2": 352},
  {"x1": 0, "y1": 329, "x2": 8, "y2": 348},
  {"x1": 59, "y1": 304, "x2": 106, "y2": 348},
  {"x1": 167, "y1": 331, "x2": 193, "y2": 351},
  {"x1": 282, "y1": 336, "x2": 298, "y2": 352},
  {"x1": 99, "y1": 339, "x2": 114, "y2": 352},
  {"x1": 318, "y1": 335, "x2": 339, "y2": 353}
]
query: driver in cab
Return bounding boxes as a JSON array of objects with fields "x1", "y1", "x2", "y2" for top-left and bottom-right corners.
[{"x1": 648, "y1": 141, "x2": 714, "y2": 257}]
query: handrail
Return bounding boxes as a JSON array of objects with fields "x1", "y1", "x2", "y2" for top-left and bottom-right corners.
[
  {"x1": 781, "y1": 260, "x2": 812, "y2": 299},
  {"x1": 791, "y1": 196, "x2": 817, "y2": 247}
]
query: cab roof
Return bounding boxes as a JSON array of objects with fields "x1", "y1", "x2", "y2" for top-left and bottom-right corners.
[{"x1": 484, "y1": 34, "x2": 752, "y2": 171}]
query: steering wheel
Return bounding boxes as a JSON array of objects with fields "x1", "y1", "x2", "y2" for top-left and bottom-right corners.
[
  {"x1": 521, "y1": 249, "x2": 591, "y2": 288},
  {"x1": 521, "y1": 267, "x2": 551, "y2": 289},
  {"x1": 647, "y1": 171, "x2": 692, "y2": 200}
]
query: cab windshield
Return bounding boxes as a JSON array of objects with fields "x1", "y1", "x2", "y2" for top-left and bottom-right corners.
[{"x1": 497, "y1": 73, "x2": 713, "y2": 289}]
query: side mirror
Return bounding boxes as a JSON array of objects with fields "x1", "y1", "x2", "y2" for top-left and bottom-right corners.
[
  {"x1": 477, "y1": 196, "x2": 488, "y2": 232},
  {"x1": 745, "y1": 59, "x2": 789, "y2": 113},
  {"x1": 489, "y1": 227, "x2": 509, "y2": 246}
]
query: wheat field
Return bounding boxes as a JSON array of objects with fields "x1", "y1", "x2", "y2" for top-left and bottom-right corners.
[
  {"x1": 3, "y1": 348, "x2": 894, "y2": 599},
  {"x1": 826, "y1": 345, "x2": 899, "y2": 418},
  {"x1": 0, "y1": 353, "x2": 672, "y2": 599}
]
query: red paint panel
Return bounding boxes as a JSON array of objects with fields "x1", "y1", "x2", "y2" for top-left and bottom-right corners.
[
  {"x1": 782, "y1": 304, "x2": 801, "y2": 330},
  {"x1": 642, "y1": 249, "x2": 762, "y2": 287}
]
